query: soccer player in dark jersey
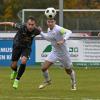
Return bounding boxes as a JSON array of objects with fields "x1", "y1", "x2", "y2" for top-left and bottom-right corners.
[{"x1": 0, "y1": 16, "x2": 40, "y2": 89}]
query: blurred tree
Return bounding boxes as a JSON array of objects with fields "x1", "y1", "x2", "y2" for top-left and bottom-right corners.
[
  {"x1": 0, "y1": 0, "x2": 4, "y2": 20},
  {"x1": 64, "y1": 0, "x2": 100, "y2": 9},
  {"x1": 4, "y1": 6, "x2": 13, "y2": 20},
  {"x1": 89, "y1": 0, "x2": 100, "y2": 9},
  {"x1": 1, "y1": 0, "x2": 58, "y2": 21},
  {"x1": 64, "y1": 0, "x2": 79, "y2": 9},
  {"x1": 63, "y1": 0, "x2": 100, "y2": 31}
]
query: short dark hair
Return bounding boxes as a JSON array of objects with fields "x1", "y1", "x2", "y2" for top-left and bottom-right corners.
[
  {"x1": 27, "y1": 16, "x2": 36, "y2": 23},
  {"x1": 47, "y1": 17, "x2": 56, "y2": 20}
]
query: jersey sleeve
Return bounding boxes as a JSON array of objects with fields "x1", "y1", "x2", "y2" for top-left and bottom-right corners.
[
  {"x1": 13, "y1": 23, "x2": 22, "y2": 30},
  {"x1": 60, "y1": 27, "x2": 72, "y2": 41},
  {"x1": 40, "y1": 32, "x2": 51, "y2": 41}
]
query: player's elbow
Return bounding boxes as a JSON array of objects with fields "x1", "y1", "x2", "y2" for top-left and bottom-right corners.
[
  {"x1": 65, "y1": 29, "x2": 72, "y2": 35},
  {"x1": 68, "y1": 30, "x2": 72, "y2": 35}
]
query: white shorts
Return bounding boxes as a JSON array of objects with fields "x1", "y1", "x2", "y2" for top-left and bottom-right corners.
[{"x1": 45, "y1": 51, "x2": 72, "y2": 69}]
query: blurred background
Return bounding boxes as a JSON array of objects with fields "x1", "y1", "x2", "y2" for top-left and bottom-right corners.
[
  {"x1": 0, "y1": 0, "x2": 100, "y2": 35},
  {"x1": 0, "y1": 1, "x2": 100, "y2": 99}
]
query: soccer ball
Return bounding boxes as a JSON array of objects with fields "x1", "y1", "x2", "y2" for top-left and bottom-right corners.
[{"x1": 45, "y1": 7, "x2": 56, "y2": 19}]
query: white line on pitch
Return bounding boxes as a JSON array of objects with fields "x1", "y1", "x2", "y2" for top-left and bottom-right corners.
[{"x1": 0, "y1": 96, "x2": 72, "y2": 100}]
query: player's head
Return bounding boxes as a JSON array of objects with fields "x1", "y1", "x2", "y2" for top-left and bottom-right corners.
[
  {"x1": 46, "y1": 18, "x2": 56, "y2": 29},
  {"x1": 26, "y1": 16, "x2": 36, "y2": 32}
]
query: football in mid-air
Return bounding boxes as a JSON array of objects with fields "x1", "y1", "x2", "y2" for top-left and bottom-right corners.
[{"x1": 45, "y1": 7, "x2": 56, "y2": 19}]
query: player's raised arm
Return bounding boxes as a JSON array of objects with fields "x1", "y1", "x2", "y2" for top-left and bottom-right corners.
[
  {"x1": 38, "y1": 26, "x2": 51, "y2": 41},
  {"x1": 0, "y1": 22, "x2": 15, "y2": 27}
]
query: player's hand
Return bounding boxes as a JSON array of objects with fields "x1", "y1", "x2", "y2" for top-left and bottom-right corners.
[
  {"x1": 38, "y1": 26, "x2": 42, "y2": 32},
  {"x1": 57, "y1": 39, "x2": 65, "y2": 45}
]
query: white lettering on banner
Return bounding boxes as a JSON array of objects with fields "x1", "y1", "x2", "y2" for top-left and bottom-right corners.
[
  {"x1": 0, "y1": 54, "x2": 12, "y2": 60},
  {"x1": 6, "y1": 55, "x2": 12, "y2": 60},
  {"x1": 0, "y1": 48, "x2": 12, "y2": 53},
  {"x1": 0, "y1": 55, "x2": 6, "y2": 60}
]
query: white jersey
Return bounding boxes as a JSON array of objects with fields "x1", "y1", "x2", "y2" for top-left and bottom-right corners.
[{"x1": 41, "y1": 25, "x2": 72, "y2": 56}]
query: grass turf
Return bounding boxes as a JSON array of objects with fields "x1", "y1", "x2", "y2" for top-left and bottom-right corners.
[{"x1": 0, "y1": 66, "x2": 100, "y2": 100}]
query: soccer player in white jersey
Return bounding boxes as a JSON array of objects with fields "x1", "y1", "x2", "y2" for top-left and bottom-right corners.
[{"x1": 39, "y1": 18, "x2": 77, "y2": 90}]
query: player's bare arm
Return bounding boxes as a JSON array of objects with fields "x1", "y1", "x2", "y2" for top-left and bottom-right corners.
[{"x1": 0, "y1": 22, "x2": 15, "y2": 27}]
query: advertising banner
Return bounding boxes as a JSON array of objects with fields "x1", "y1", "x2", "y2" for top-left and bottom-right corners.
[
  {"x1": 0, "y1": 39, "x2": 35, "y2": 66},
  {"x1": 36, "y1": 39, "x2": 100, "y2": 66}
]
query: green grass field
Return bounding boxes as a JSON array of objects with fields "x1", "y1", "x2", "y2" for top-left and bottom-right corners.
[{"x1": 0, "y1": 66, "x2": 100, "y2": 100}]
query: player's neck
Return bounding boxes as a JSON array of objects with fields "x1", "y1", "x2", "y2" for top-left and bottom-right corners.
[
  {"x1": 49, "y1": 25, "x2": 56, "y2": 30},
  {"x1": 50, "y1": 27, "x2": 53, "y2": 30}
]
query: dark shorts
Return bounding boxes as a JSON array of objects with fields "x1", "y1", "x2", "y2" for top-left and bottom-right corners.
[{"x1": 12, "y1": 45, "x2": 31, "y2": 61}]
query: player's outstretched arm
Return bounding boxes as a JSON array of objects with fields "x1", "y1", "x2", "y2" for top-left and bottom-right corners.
[
  {"x1": 40, "y1": 32, "x2": 51, "y2": 41},
  {"x1": 0, "y1": 22, "x2": 15, "y2": 27}
]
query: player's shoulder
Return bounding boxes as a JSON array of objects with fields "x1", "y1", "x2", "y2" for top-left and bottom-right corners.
[
  {"x1": 54, "y1": 25, "x2": 67, "y2": 31},
  {"x1": 54, "y1": 25, "x2": 65, "y2": 33},
  {"x1": 14, "y1": 23, "x2": 25, "y2": 29},
  {"x1": 54, "y1": 25, "x2": 72, "y2": 34},
  {"x1": 54, "y1": 25, "x2": 66, "y2": 31},
  {"x1": 54, "y1": 25, "x2": 61, "y2": 30},
  {"x1": 21, "y1": 23, "x2": 27, "y2": 29}
]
